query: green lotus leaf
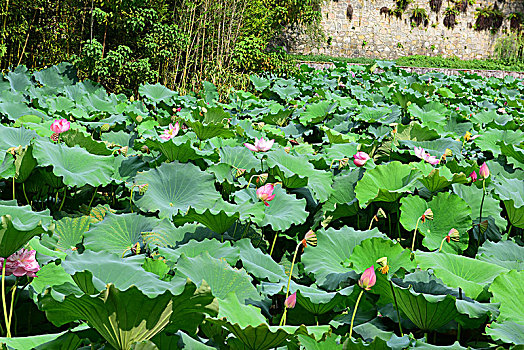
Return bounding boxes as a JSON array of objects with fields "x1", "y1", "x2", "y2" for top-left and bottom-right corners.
[
  {"x1": 489, "y1": 269, "x2": 524, "y2": 324},
  {"x1": 400, "y1": 138, "x2": 462, "y2": 159},
  {"x1": 257, "y1": 186, "x2": 308, "y2": 231},
  {"x1": 266, "y1": 149, "x2": 334, "y2": 201},
  {"x1": 416, "y1": 252, "x2": 509, "y2": 300},
  {"x1": 142, "y1": 221, "x2": 209, "y2": 248},
  {"x1": 355, "y1": 161, "x2": 422, "y2": 208},
  {"x1": 409, "y1": 341, "x2": 468, "y2": 349},
  {"x1": 139, "y1": 136, "x2": 212, "y2": 163},
  {"x1": 320, "y1": 126, "x2": 357, "y2": 144},
  {"x1": 299, "y1": 100, "x2": 337, "y2": 125},
  {"x1": 371, "y1": 273, "x2": 459, "y2": 331},
  {"x1": 158, "y1": 239, "x2": 239, "y2": 266},
  {"x1": 302, "y1": 226, "x2": 385, "y2": 289},
  {"x1": 134, "y1": 161, "x2": 221, "y2": 218},
  {"x1": 347, "y1": 237, "x2": 416, "y2": 277},
  {"x1": 477, "y1": 240, "x2": 524, "y2": 271},
  {"x1": 83, "y1": 213, "x2": 161, "y2": 256},
  {"x1": 412, "y1": 162, "x2": 468, "y2": 192},
  {"x1": 323, "y1": 171, "x2": 359, "y2": 220},
  {"x1": 394, "y1": 123, "x2": 440, "y2": 143},
  {"x1": 176, "y1": 252, "x2": 262, "y2": 302},
  {"x1": 298, "y1": 334, "x2": 342, "y2": 350},
  {"x1": 0, "y1": 200, "x2": 54, "y2": 257},
  {"x1": 475, "y1": 129, "x2": 524, "y2": 157},
  {"x1": 499, "y1": 143, "x2": 524, "y2": 170},
  {"x1": 485, "y1": 321, "x2": 524, "y2": 345},
  {"x1": 139, "y1": 83, "x2": 176, "y2": 104},
  {"x1": 453, "y1": 183, "x2": 506, "y2": 231},
  {"x1": 356, "y1": 106, "x2": 393, "y2": 123},
  {"x1": 273, "y1": 84, "x2": 301, "y2": 101},
  {"x1": 0, "y1": 152, "x2": 15, "y2": 179},
  {"x1": 61, "y1": 129, "x2": 113, "y2": 155},
  {"x1": 218, "y1": 145, "x2": 260, "y2": 172},
  {"x1": 250, "y1": 75, "x2": 270, "y2": 91},
  {"x1": 42, "y1": 215, "x2": 91, "y2": 251},
  {"x1": 399, "y1": 193, "x2": 471, "y2": 252},
  {"x1": 493, "y1": 177, "x2": 524, "y2": 228},
  {"x1": 408, "y1": 102, "x2": 448, "y2": 126},
  {"x1": 32, "y1": 139, "x2": 117, "y2": 187},
  {"x1": 323, "y1": 143, "x2": 359, "y2": 166},
  {"x1": 33, "y1": 62, "x2": 77, "y2": 88},
  {"x1": 207, "y1": 292, "x2": 329, "y2": 350},
  {"x1": 30, "y1": 262, "x2": 75, "y2": 296},
  {"x1": 173, "y1": 199, "x2": 241, "y2": 234},
  {"x1": 0, "y1": 331, "x2": 73, "y2": 350},
  {"x1": 39, "y1": 282, "x2": 213, "y2": 350},
  {"x1": 0, "y1": 124, "x2": 37, "y2": 152},
  {"x1": 235, "y1": 239, "x2": 287, "y2": 283},
  {"x1": 13, "y1": 144, "x2": 37, "y2": 182},
  {"x1": 185, "y1": 120, "x2": 236, "y2": 140}
]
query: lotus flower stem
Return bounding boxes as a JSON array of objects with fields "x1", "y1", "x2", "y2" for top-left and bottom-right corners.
[
  {"x1": 438, "y1": 237, "x2": 447, "y2": 252},
  {"x1": 7, "y1": 284, "x2": 15, "y2": 337},
  {"x1": 478, "y1": 180, "x2": 486, "y2": 238},
  {"x1": 129, "y1": 184, "x2": 137, "y2": 213},
  {"x1": 58, "y1": 188, "x2": 67, "y2": 212},
  {"x1": 88, "y1": 186, "x2": 98, "y2": 210},
  {"x1": 457, "y1": 288, "x2": 462, "y2": 343},
  {"x1": 12, "y1": 177, "x2": 15, "y2": 200},
  {"x1": 349, "y1": 290, "x2": 364, "y2": 339},
  {"x1": 411, "y1": 217, "x2": 421, "y2": 252},
  {"x1": 389, "y1": 281, "x2": 403, "y2": 336},
  {"x1": 260, "y1": 158, "x2": 264, "y2": 172},
  {"x1": 241, "y1": 220, "x2": 251, "y2": 239},
  {"x1": 269, "y1": 232, "x2": 278, "y2": 256},
  {"x1": 396, "y1": 206, "x2": 401, "y2": 241},
  {"x1": 2, "y1": 262, "x2": 10, "y2": 337},
  {"x1": 283, "y1": 243, "x2": 301, "y2": 318},
  {"x1": 22, "y1": 183, "x2": 30, "y2": 206}
]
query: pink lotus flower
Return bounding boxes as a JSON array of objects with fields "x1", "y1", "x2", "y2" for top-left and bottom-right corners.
[
  {"x1": 284, "y1": 292, "x2": 297, "y2": 309},
  {"x1": 256, "y1": 183, "x2": 275, "y2": 206},
  {"x1": 50, "y1": 119, "x2": 70, "y2": 134},
  {"x1": 414, "y1": 146, "x2": 439, "y2": 165},
  {"x1": 479, "y1": 162, "x2": 490, "y2": 179},
  {"x1": 0, "y1": 249, "x2": 40, "y2": 277},
  {"x1": 353, "y1": 152, "x2": 370, "y2": 167},
  {"x1": 244, "y1": 137, "x2": 274, "y2": 152},
  {"x1": 175, "y1": 107, "x2": 182, "y2": 112},
  {"x1": 469, "y1": 171, "x2": 478, "y2": 182},
  {"x1": 160, "y1": 122, "x2": 179, "y2": 141},
  {"x1": 358, "y1": 266, "x2": 376, "y2": 291}
]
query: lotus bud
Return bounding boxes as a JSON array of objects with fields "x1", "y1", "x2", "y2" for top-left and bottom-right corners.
[
  {"x1": 301, "y1": 230, "x2": 317, "y2": 248},
  {"x1": 447, "y1": 228, "x2": 460, "y2": 242},
  {"x1": 358, "y1": 266, "x2": 376, "y2": 290},
  {"x1": 353, "y1": 152, "x2": 371, "y2": 167},
  {"x1": 469, "y1": 171, "x2": 478, "y2": 182},
  {"x1": 101, "y1": 123, "x2": 111, "y2": 132},
  {"x1": 376, "y1": 257, "x2": 389, "y2": 274},
  {"x1": 479, "y1": 162, "x2": 490, "y2": 179},
  {"x1": 284, "y1": 292, "x2": 297, "y2": 309},
  {"x1": 256, "y1": 183, "x2": 276, "y2": 206},
  {"x1": 421, "y1": 208, "x2": 433, "y2": 223}
]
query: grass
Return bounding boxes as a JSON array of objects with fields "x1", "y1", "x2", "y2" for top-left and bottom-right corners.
[{"x1": 292, "y1": 54, "x2": 524, "y2": 72}]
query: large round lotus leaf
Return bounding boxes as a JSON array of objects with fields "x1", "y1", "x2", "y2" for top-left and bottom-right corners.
[
  {"x1": 489, "y1": 270, "x2": 524, "y2": 324},
  {"x1": 266, "y1": 149, "x2": 334, "y2": 202},
  {"x1": 185, "y1": 120, "x2": 236, "y2": 140},
  {"x1": 176, "y1": 252, "x2": 262, "y2": 302},
  {"x1": 207, "y1": 292, "x2": 329, "y2": 350},
  {"x1": 452, "y1": 183, "x2": 506, "y2": 231},
  {"x1": 371, "y1": 273, "x2": 459, "y2": 331},
  {"x1": 0, "y1": 124, "x2": 37, "y2": 152},
  {"x1": 0, "y1": 152, "x2": 15, "y2": 179},
  {"x1": 39, "y1": 282, "x2": 214, "y2": 350},
  {"x1": 347, "y1": 237, "x2": 415, "y2": 277},
  {"x1": 83, "y1": 213, "x2": 161, "y2": 256},
  {"x1": 42, "y1": 216, "x2": 91, "y2": 252},
  {"x1": 139, "y1": 83, "x2": 176, "y2": 104},
  {"x1": 158, "y1": 239, "x2": 240, "y2": 266},
  {"x1": 218, "y1": 146, "x2": 261, "y2": 172},
  {"x1": 416, "y1": 252, "x2": 509, "y2": 300},
  {"x1": 412, "y1": 162, "x2": 468, "y2": 192},
  {"x1": 142, "y1": 221, "x2": 210, "y2": 248},
  {"x1": 134, "y1": 161, "x2": 221, "y2": 218},
  {"x1": 60, "y1": 129, "x2": 113, "y2": 156},
  {"x1": 477, "y1": 240, "x2": 524, "y2": 271},
  {"x1": 235, "y1": 239, "x2": 287, "y2": 283},
  {"x1": 173, "y1": 199, "x2": 242, "y2": 234},
  {"x1": 0, "y1": 331, "x2": 72, "y2": 350},
  {"x1": 33, "y1": 62, "x2": 78, "y2": 88},
  {"x1": 399, "y1": 138, "x2": 462, "y2": 159},
  {"x1": 32, "y1": 139, "x2": 116, "y2": 187},
  {"x1": 399, "y1": 193, "x2": 471, "y2": 253},
  {"x1": 476, "y1": 128, "x2": 524, "y2": 157},
  {"x1": 355, "y1": 161, "x2": 422, "y2": 208},
  {"x1": 298, "y1": 334, "x2": 342, "y2": 350},
  {"x1": 0, "y1": 200, "x2": 54, "y2": 257},
  {"x1": 302, "y1": 226, "x2": 385, "y2": 289},
  {"x1": 258, "y1": 186, "x2": 308, "y2": 231},
  {"x1": 493, "y1": 177, "x2": 524, "y2": 228},
  {"x1": 485, "y1": 321, "x2": 524, "y2": 345},
  {"x1": 139, "y1": 136, "x2": 213, "y2": 163}
]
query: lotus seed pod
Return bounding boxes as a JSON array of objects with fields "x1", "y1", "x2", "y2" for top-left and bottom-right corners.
[
  {"x1": 101, "y1": 124, "x2": 110, "y2": 132},
  {"x1": 136, "y1": 115, "x2": 143, "y2": 123}
]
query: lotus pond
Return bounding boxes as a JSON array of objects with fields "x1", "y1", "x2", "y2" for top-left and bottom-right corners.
[{"x1": 0, "y1": 62, "x2": 523, "y2": 349}]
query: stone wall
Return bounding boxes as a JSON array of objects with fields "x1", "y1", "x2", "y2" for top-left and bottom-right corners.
[{"x1": 287, "y1": 0, "x2": 524, "y2": 59}]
